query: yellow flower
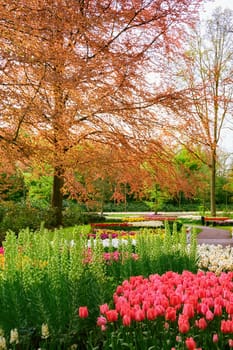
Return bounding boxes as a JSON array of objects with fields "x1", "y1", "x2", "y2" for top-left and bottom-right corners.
[
  {"x1": 0, "y1": 256, "x2": 4, "y2": 270},
  {"x1": 41, "y1": 323, "x2": 49, "y2": 339}
]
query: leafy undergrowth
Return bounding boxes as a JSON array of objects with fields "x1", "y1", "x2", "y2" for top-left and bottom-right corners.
[{"x1": 0, "y1": 223, "x2": 199, "y2": 349}]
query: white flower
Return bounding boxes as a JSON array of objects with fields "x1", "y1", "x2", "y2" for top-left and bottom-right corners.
[
  {"x1": 69, "y1": 345, "x2": 78, "y2": 350},
  {"x1": 10, "y1": 328, "x2": 19, "y2": 344},
  {"x1": 197, "y1": 244, "x2": 233, "y2": 273},
  {"x1": 87, "y1": 238, "x2": 136, "y2": 249},
  {"x1": 0, "y1": 336, "x2": 6, "y2": 350}
]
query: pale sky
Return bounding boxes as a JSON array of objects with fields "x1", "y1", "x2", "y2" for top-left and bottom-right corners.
[
  {"x1": 200, "y1": 0, "x2": 233, "y2": 155},
  {"x1": 201, "y1": 0, "x2": 233, "y2": 16}
]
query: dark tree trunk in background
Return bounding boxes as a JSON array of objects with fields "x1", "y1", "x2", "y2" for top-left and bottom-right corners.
[{"x1": 51, "y1": 167, "x2": 64, "y2": 227}]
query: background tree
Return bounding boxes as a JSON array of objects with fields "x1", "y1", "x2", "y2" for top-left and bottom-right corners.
[
  {"x1": 174, "y1": 7, "x2": 233, "y2": 215},
  {"x1": 173, "y1": 147, "x2": 209, "y2": 209}
]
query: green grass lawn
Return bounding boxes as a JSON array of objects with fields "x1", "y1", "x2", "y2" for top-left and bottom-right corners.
[{"x1": 215, "y1": 225, "x2": 233, "y2": 232}]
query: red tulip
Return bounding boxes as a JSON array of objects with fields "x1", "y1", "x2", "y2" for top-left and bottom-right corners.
[
  {"x1": 106, "y1": 310, "x2": 118, "y2": 322},
  {"x1": 78, "y1": 306, "x2": 89, "y2": 318},
  {"x1": 165, "y1": 306, "x2": 176, "y2": 322},
  {"x1": 214, "y1": 303, "x2": 222, "y2": 316},
  {"x1": 185, "y1": 337, "x2": 196, "y2": 350},
  {"x1": 178, "y1": 315, "x2": 190, "y2": 333},
  {"x1": 221, "y1": 320, "x2": 233, "y2": 333},
  {"x1": 122, "y1": 314, "x2": 131, "y2": 326},
  {"x1": 195, "y1": 317, "x2": 207, "y2": 330},
  {"x1": 146, "y1": 307, "x2": 157, "y2": 321}
]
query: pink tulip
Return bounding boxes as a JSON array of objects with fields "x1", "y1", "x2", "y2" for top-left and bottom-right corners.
[
  {"x1": 205, "y1": 309, "x2": 214, "y2": 321},
  {"x1": 122, "y1": 314, "x2": 131, "y2": 326},
  {"x1": 135, "y1": 308, "x2": 145, "y2": 322},
  {"x1": 97, "y1": 316, "x2": 107, "y2": 327},
  {"x1": 214, "y1": 303, "x2": 222, "y2": 316},
  {"x1": 99, "y1": 303, "x2": 109, "y2": 315},
  {"x1": 183, "y1": 303, "x2": 195, "y2": 318}
]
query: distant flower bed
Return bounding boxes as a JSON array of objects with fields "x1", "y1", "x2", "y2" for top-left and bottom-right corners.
[
  {"x1": 88, "y1": 229, "x2": 136, "y2": 240},
  {"x1": 91, "y1": 222, "x2": 132, "y2": 228},
  {"x1": 123, "y1": 215, "x2": 177, "y2": 222},
  {"x1": 123, "y1": 216, "x2": 148, "y2": 222}
]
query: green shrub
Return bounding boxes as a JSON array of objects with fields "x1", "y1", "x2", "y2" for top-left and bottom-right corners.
[
  {"x1": 0, "y1": 203, "x2": 57, "y2": 238},
  {"x1": 0, "y1": 202, "x2": 106, "y2": 242},
  {"x1": 62, "y1": 205, "x2": 105, "y2": 226}
]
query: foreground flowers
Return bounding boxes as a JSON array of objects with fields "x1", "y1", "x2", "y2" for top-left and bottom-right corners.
[{"x1": 91, "y1": 270, "x2": 233, "y2": 349}]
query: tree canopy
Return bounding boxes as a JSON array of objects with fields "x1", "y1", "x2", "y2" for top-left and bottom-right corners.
[
  {"x1": 173, "y1": 7, "x2": 233, "y2": 215},
  {"x1": 0, "y1": 0, "x2": 204, "y2": 224}
]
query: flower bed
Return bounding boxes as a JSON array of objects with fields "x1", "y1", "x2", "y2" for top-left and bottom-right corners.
[
  {"x1": 0, "y1": 224, "x2": 197, "y2": 348},
  {"x1": 92, "y1": 270, "x2": 233, "y2": 349},
  {"x1": 197, "y1": 244, "x2": 233, "y2": 274},
  {"x1": 0, "y1": 225, "x2": 232, "y2": 349},
  {"x1": 91, "y1": 222, "x2": 132, "y2": 228},
  {"x1": 123, "y1": 215, "x2": 177, "y2": 222},
  {"x1": 88, "y1": 229, "x2": 136, "y2": 240}
]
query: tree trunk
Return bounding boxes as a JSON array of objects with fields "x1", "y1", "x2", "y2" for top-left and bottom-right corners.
[
  {"x1": 210, "y1": 150, "x2": 216, "y2": 216},
  {"x1": 51, "y1": 166, "x2": 64, "y2": 227}
]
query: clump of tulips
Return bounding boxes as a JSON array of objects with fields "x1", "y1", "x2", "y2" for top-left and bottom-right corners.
[{"x1": 79, "y1": 270, "x2": 233, "y2": 349}]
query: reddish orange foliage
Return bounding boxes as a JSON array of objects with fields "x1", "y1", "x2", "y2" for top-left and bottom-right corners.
[{"x1": 0, "y1": 0, "x2": 203, "y2": 224}]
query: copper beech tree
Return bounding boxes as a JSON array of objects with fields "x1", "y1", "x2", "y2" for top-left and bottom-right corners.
[{"x1": 0, "y1": 0, "x2": 203, "y2": 225}]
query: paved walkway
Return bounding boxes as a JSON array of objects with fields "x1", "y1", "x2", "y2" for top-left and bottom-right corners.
[{"x1": 196, "y1": 226, "x2": 233, "y2": 247}]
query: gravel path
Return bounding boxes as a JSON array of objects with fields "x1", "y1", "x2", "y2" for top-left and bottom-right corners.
[{"x1": 196, "y1": 226, "x2": 233, "y2": 247}]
